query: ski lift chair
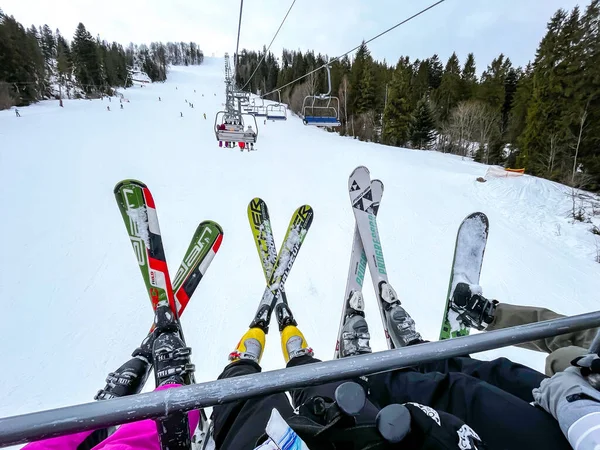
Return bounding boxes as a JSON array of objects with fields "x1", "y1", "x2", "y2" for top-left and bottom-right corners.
[
  {"x1": 214, "y1": 111, "x2": 258, "y2": 144},
  {"x1": 301, "y1": 63, "x2": 341, "y2": 127},
  {"x1": 266, "y1": 91, "x2": 288, "y2": 121}
]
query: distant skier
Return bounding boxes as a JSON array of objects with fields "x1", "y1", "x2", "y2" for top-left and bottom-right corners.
[
  {"x1": 107, "y1": 106, "x2": 110, "y2": 111},
  {"x1": 203, "y1": 113, "x2": 207, "y2": 120},
  {"x1": 239, "y1": 142, "x2": 245, "y2": 152},
  {"x1": 180, "y1": 112, "x2": 183, "y2": 118},
  {"x1": 159, "y1": 97, "x2": 161, "y2": 101},
  {"x1": 120, "y1": 104, "x2": 124, "y2": 110},
  {"x1": 15, "y1": 108, "x2": 20, "y2": 117}
]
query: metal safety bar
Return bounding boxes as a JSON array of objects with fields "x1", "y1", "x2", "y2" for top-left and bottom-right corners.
[{"x1": 2, "y1": 311, "x2": 600, "y2": 447}]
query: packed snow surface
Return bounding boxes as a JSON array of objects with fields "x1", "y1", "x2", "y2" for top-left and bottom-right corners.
[{"x1": 2, "y1": 58, "x2": 600, "y2": 424}]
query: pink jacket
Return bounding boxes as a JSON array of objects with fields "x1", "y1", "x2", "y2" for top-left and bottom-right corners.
[{"x1": 24, "y1": 385, "x2": 200, "y2": 450}]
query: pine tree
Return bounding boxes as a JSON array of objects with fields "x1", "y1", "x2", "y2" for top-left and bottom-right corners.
[
  {"x1": 434, "y1": 52, "x2": 461, "y2": 123},
  {"x1": 382, "y1": 58, "x2": 413, "y2": 146},
  {"x1": 478, "y1": 54, "x2": 511, "y2": 114},
  {"x1": 41, "y1": 24, "x2": 55, "y2": 64},
  {"x1": 461, "y1": 53, "x2": 477, "y2": 101},
  {"x1": 410, "y1": 97, "x2": 436, "y2": 149},
  {"x1": 428, "y1": 54, "x2": 443, "y2": 90},
  {"x1": 410, "y1": 59, "x2": 430, "y2": 108},
  {"x1": 56, "y1": 29, "x2": 72, "y2": 80},
  {"x1": 501, "y1": 67, "x2": 519, "y2": 134},
  {"x1": 507, "y1": 64, "x2": 533, "y2": 147},
  {"x1": 349, "y1": 42, "x2": 373, "y2": 115},
  {"x1": 71, "y1": 23, "x2": 102, "y2": 93},
  {"x1": 519, "y1": 9, "x2": 571, "y2": 175}
]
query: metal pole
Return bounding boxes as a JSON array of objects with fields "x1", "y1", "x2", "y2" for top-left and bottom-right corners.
[
  {"x1": 1, "y1": 311, "x2": 600, "y2": 448},
  {"x1": 588, "y1": 328, "x2": 600, "y2": 355},
  {"x1": 234, "y1": 0, "x2": 244, "y2": 71}
]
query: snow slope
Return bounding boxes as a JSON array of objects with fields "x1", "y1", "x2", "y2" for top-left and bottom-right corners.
[{"x1": 1, "y1": 57, "x2": 600, "y2": 423}]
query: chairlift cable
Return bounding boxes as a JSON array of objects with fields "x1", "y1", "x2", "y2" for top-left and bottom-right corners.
[
  {"x1": 260, "y1": 0, "x2": 446, "y2": 98},
  {"x1": 240, "y1": 0, "x2": 298, "y2": 92}
]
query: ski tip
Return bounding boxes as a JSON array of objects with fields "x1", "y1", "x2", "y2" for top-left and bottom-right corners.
[
  {"x1": 197, "y1": 220, "x2": 224, "y2": 234},
  {"x1": 296, "y1": 204, "x2": 314, "y2": 220},
  {"x1": 213, "y1": 233, "x2": 224, "y2": 252},
  {"x1": 465, "y1": 212, "x2": 489, "y2": 226},
  {"x1": 371, "y1": 179, "x2": 384, "y2": 192},
  {"x1": 248, "y1": 198, "x2": 269, "y2": 216},
  {"x1": 113, "y1": 179, "x2": 147, "y2": 194},
  {"x1": 348, "y1": 167, "x2": 371, "y2": 192},
  {"x1": 350, "y1": 165, "x2": 370, "y2": 175}
]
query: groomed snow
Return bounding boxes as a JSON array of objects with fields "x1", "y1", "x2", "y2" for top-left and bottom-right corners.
[{"x1": 2, "y1": 58, "x2": 600, "y2": 426}]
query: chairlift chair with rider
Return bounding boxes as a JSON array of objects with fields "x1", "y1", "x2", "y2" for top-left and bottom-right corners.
[{"x1": 214, "y1": 111, "x2": 258, "y2": 144}]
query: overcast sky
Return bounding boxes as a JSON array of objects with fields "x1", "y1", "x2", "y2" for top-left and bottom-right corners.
[{"x1": 2, "y1": 0, "x2": 583, "y2": 70}]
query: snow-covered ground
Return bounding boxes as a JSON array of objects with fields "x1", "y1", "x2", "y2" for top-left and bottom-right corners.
[{"x1": 1, "y1": 57, "x2": 600, "y2": 423}]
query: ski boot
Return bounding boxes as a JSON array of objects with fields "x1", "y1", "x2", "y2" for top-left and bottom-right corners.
[
  {"x1": 95, "y1": 332, "x2": 155, "y2": 400},
  {"x1": 281, "y1": 325, "x2": 313, "y2": 363},
  {"x1": 340, "y1": 314, "x2": 372, "y2": 357},
  {"x1": 339, "y1": 290, "x2": 372, "y2": 357},
  {"x1": 380, "y1": 282, "x2": 422, "y2": 347},
  {"x1": 450, "y1": 282, "x2": 497, "y2": 331},
  {"x1": 229, "y1": 327, "x2": 266, "y2": 363},
  {"x1": 153, "y1": 303, "x2": 195, "y2": 387}
]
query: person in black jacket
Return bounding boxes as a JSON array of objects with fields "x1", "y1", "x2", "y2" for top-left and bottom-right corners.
[{"x1": 211, "y1": 303, "x2": 572, "y2": 450}]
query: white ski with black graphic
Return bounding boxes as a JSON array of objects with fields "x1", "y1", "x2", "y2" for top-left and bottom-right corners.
[
  {"x1": 349, "y1": 166, "x2": 400, "y2": 349},
  {"x1": 334, "y1": 179, "x2": 383, "y2": 358}
]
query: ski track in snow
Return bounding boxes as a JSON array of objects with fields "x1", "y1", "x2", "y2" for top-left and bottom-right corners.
[{"x1": 2, "y1": 59, "x2": 600, "y2": 429}]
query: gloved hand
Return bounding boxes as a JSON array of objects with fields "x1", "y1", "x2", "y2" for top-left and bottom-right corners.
[
  {"x1": 572, "y1": 354, "x2": 600, "y2": 389},
  {"x1": 533, "y1": 367, "x2": 600, "y2": 449}
]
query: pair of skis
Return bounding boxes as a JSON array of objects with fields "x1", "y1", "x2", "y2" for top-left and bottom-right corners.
[
  {"x1": 246, "y1": 198, "x2": 313, "y2": 333},
  {"x1": 336, "y1": 166, "x2": 401, "y2": 354},
  {"x1": 114, "y1": 180, "x2": 223, "y2": 324},
  {"x1": 114, "y1": 180, "x2": 223, "y2": 449}
]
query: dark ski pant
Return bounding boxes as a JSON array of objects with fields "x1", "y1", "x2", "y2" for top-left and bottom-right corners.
[
  {"x1": 368, "y1": 355, "x2": 571, "y2": 450},
  {"x1": 211, "y1": 355, "x2": 379, "y2": 450}
]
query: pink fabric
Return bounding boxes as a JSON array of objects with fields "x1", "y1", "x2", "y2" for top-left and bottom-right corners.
[
  {"x1": 24, "y1": 385, "x2": 200, "y2": 450},
  {"x1": 24, "y1": 430, "x2": 96, "y2": 450},
  {"x1": 94, "y1": 384, "x2": 200, "y2": 450}
]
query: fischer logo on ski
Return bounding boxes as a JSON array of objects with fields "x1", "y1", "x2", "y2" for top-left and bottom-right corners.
[{"x1": 335, "y1": 178, "x2": 384, "y2": 358}]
